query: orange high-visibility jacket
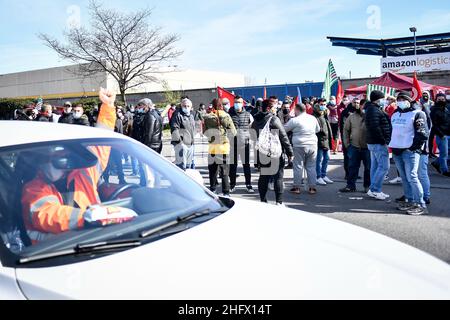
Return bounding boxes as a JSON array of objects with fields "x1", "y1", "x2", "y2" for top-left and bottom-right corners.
[{"x1": 22, "y1": 102, "x2": 116, "y2": 243}]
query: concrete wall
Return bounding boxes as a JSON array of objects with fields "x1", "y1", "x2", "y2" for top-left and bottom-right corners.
[{"x1": 0, "y1": 64, "x2": 108, "y2": 99}]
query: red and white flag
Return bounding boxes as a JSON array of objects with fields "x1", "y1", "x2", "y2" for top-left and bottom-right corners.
[
  {"x1": 412, "y1": 72, "x2": 422, "y2": 102},
  {"x1": 217, "y1": 87, "x2": 235, "y2": 106}
]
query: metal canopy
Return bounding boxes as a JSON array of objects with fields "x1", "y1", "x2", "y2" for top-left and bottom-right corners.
[{"x1": 327, "y1": 32, "x2": 450, "y2": 57}]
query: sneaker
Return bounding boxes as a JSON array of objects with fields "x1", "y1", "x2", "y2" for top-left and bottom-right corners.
[
  {"x1": 339, "y1": 187, "x2": 356, "y2": 193},
  {"x1": 367, "y1": 190, "x2": 388, "y2": 201},
  {"x1": 424, "y1": 198, "x2": 431, "y2": 205},
  {"x1": 389, "y1": 177, "x2": 402, "y2": 184},
  {"x1": 384, "y1": 175, "x2": 389, "y2": 181},
  {"x1": 317, "y1": 178, "x2": 327, "y2": 186},
  {"x1": 223, "y1": 193, "x2": 231, "y2": 198},
  {"x1": 290, "y1": 187, "x2": 301, "y2": 194},
  {"x1": 397, "y1": 202, "x2": 415, "y2": 211},
  {"x1": 246, "y1": 186, "x2": 255, "y2": 194},
  {"x1": 406, "y1": 204, "x2": 426, "y2": 216},
  {"x1": 443, "y1": 172, "x2": 450, "y2": 177},
  {"x1": 323, "y1": 176, "x2": 334, "y2": 184},
  {"x1": 380, "y1": 192, "x2": 390, "y2": 198},
  {"x1": 230, "y1": 187, "x2": 236, "y2": 193},
  {"x1": 395, "y1": 195, "x2": 406, "y2": 203},
  {"x1": 268, "y1": 182, "x2": 275, "y2": 191}
]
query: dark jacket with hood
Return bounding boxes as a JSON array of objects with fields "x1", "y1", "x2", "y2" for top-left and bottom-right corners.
[
  {"x1": 251, "y1": 111, "x2": 294, "y2": 158},
  {"x1": 314, "y1": 110, "x2": 333, "y2": 150},
  {"x1": 364, "y1": 101, "x2": 392, "y2": 145}
]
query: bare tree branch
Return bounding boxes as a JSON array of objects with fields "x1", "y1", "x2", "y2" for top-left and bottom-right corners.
[{"x1": 38, "y1": 0, "x2": 183, "y2": 103}]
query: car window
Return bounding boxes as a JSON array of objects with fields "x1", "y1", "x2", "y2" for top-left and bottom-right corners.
[{"x1": 0, "y1": 138, "x2": 226, "y2": 267}]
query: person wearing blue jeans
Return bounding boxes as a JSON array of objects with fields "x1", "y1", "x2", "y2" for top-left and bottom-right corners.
[
  {"x1": 316, "y1": 148, "x2": 329, "y2": 180},
  {"x1": 430, "y1": 93, "x2": 450, "y2": 176},
  {"x1": 418, "y1": 154, "x2": 431, "y2": 204},
  {"x1": 367, "y1": 144, "x2": 390, "y2": 195},
  {"x1": 390, "y1": 92, "x2": 429, "y2": 215},
  {"x1": 393, "y1": 150, "x2": 425, "y2": 208},
  {"x1": 434, "y1": 135, "x2": 448, "y2": 174},
  {"x1": 313, "y1": 102, "x2": 334, "y2": 186},
  {"x1": 364, "y1": 90, "x2": 392, "y2": 200}
]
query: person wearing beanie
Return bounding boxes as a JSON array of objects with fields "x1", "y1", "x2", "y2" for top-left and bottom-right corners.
[
  {"x1": 389, "y1": 91, "x2": 429, "y2": 215},
  {"x1": 365, "y1": 90, "x2": 392, "y2": 200},
  {"x1": 59, "y1": 101, "x2": 74, "y2": 124},
  {"x1": 430, "y1": 93, "x2": 450, "y2": 177}
]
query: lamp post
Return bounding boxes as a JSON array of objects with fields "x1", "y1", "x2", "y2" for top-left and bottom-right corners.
[{"x1": 409, "y1": 27, "x2": 417, "y2": 57}]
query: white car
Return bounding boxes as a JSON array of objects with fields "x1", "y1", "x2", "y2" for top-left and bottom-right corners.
[{"x1": 0, "y1": 121, "x2": 450, "y2": 300}]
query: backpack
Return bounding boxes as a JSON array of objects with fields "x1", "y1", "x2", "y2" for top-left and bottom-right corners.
[{"x1": 256, "y1": 116, "x2": 282, "y2": 158}]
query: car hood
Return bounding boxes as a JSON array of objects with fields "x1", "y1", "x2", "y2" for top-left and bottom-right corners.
[{"x1": 16, "y1": 199, "x2": 450, "y2": 300}]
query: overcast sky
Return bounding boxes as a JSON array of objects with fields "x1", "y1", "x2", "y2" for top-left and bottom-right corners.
[{"x1": 1, "y1": 0, "x2": 449, "y2": 85}]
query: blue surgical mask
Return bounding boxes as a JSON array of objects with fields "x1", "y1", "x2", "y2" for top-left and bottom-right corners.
[
  {"x1": 182, "y1": 107, "x2": 191, "y2": 116},
  {"x1": 397, "y1": 101, "x2": 410, "y2": 110},
  {"x1": 319, "y1": 106, "x2": 327, "y2": 112},
  {"x1": 235, "y1": 103, "x2": 243, "y2": 111}
]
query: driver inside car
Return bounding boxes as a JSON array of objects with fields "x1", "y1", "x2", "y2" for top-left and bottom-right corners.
[{"x1": 21, "y1": 88, "x2": 137, "y2": 244}]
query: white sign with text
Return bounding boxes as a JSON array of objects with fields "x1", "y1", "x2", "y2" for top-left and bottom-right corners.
[{"x1": 381, "y1": 52, "x2": 450, "y2": 74}]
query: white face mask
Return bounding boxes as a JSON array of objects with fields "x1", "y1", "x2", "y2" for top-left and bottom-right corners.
[
  {"x1": 224, "y1": 104, "x2": 231, "y2": 112},
  {"x1": 42, "y1": 163, "x2": 65, "y2": 182},
  {"x1": 397, "y1": 101, "x2": 410, "y2": 110},
  {"x1": 235, "y1": 103, "x2": 243, "y2": 111},
  {"x1": 182, "y1": 107, "x2": 191, "y2": 116},
  {"x1": 446, "y1": 95, "x2": 450, "y2": 101},
  {"x1": 73, "y1": 111, "x2": 83, "y2": 119}
]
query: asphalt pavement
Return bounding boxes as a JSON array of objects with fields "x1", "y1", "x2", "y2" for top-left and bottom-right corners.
[{"x1": 162, "y1": 136, "x2": 450, "y2": 263}]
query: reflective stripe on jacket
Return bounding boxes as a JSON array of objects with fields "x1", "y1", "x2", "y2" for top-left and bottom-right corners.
[{"x1": 22, "y1": 102, "x2": 116, "y2": 243}]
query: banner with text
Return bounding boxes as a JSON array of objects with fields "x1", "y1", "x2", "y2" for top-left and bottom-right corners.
[{"x1": 380, "y1": 52, "x2": 450, "y2": 74}]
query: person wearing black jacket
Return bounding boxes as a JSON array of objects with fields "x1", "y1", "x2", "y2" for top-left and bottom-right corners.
[
  {"x1": 339, "y1": 98, "x2": 357, "y2": 179},
  {"x1": 431, "y1": 93, "x2": 450, "y2": 176},
  {"x1": 229, "y1": 96, "x2": 255, "y2": 193},
  {"x1": 365, "y1": 90, "x2": 392, "y2": 201},
  {"x1": 135, "y1": 98, "x2": 163, "y2": 154},
  {"x1": 313, "y1": 102, "x2": 334, "y2": 186},
  {"x1": 251, "y1": 99, "x2": 293, "y2": 206},
  {"x1": 58, "y1": 102, "x2": 74, "y2": 124},
  {"x1": 389, "y1": 92, "x2": 429, "y2": 215},
  {"x1": 170, "y1": 98, "x2": 196, "y2": 170},
  {"x1": 103, "y1": 109, "x2": 126, "y2": 185}
]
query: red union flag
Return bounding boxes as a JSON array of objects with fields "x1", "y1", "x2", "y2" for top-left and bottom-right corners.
[
  {"x1": 412, "y1": 72, "x2": 422, "y2": 102},
  {"x1": 336, "y1": 80, "x2": 344, "y2": 105},
  {"x1": 217, "y1": 87, "x2": 235, "y2": 106}
]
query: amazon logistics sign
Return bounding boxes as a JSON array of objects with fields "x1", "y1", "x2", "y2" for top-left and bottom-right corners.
[{"x1": 381, "y1": 52, "x2": 450, "y2": 74}]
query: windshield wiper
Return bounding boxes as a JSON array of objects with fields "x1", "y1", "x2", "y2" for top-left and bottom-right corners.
[
  {"x1": 140, "y1": 208, "x2": 225, "y2": 239},
  {"x1": 18, "y1": 239, "x2": 142, "y2": 265}
]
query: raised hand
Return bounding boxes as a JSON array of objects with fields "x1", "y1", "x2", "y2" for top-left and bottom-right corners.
[{"x1": 99, "y1": 87, "x2": 116, "y2": 106}]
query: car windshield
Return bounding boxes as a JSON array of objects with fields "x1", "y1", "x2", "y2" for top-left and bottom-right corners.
[{"x1": 0, "y1": 138, "x2": 226, "y2": 267}]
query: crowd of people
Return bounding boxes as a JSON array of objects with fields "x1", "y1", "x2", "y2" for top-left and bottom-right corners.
[{"x1": 13, "y1": 87, "x2": 450, "y2": 215}]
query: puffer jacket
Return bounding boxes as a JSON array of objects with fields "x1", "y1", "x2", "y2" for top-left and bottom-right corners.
[
  {"x1": 251, "y1": 111, "x2": 293, "y2": 158},
  {"x1": 203, "y1": 110, "x2": 237, "y2": 155},
  {"x1": 343, "y1": 111, "x2": 367, "y2": 149},
  {"x1": 365, "y1": 102, "x2": 392, "y2": 145}
]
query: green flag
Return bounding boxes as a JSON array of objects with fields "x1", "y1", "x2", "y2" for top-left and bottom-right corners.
[
  {"x1": 321, "y1": 59, "x2": 338, "y2": 101},
  {"x1": 367, "y1": 84, "x2": 396, "y2": 98}
]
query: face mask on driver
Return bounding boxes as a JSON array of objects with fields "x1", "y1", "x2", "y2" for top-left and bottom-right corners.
[{"x1": 42, "y1": 163, "x2": 65, "y2": 182}]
